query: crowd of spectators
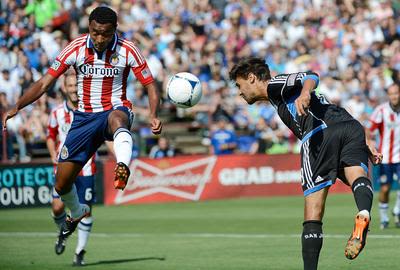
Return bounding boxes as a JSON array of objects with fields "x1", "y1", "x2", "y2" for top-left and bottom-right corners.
[{"x1": 0, "y1": 0, "x2": 399, "y2": 162}]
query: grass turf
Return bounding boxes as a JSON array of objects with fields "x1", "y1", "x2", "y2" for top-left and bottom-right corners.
[{"x1": 0, "y1": 194, "x2": 399, "y2": 270}]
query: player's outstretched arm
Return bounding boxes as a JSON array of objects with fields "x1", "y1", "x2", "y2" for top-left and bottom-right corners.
[
  {"x1": 2, "y1": 73, "x2": 56, "y2": 129},
  {"x1": 145, "y1": 82, "x2": 162, "y2": 135}
]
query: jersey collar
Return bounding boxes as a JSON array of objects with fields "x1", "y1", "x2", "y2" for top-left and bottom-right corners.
[
  {"x1": 63, "y1": 101, "x2": 74, "y2": 113},
  {"x1": 86, "y1": 33, "x2": 118, "y2": 52}
]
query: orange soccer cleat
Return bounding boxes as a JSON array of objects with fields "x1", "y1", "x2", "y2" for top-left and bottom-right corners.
[
  {"x1": 113, "y1": 162, "x2": 131, "y2": 190},
  {"x1": 344, "y1": 211, "x2": 370, "y2": 260}
]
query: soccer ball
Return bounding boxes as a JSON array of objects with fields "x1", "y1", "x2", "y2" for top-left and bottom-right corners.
[{"x1": 166, "y1": 72, "x2": 202, "y2": 108}]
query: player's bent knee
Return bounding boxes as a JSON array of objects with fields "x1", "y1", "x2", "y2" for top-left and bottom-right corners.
[{"x1": 52, "y1": 201, "x2": 65, "y2": 216}]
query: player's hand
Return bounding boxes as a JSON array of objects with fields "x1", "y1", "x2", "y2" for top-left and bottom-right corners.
[
  {"x1": 2, "y1": 106, "x2": 18, "y2": 130},
  {"x1": 367, "y1": 144, "x2": 383, "y2": 165},
  {"x1": 295, "y1": 92, "x2": 311, "y2": 116},
  {"x1": 150, "y1": 117, "x2": 162, "y2": 135}
]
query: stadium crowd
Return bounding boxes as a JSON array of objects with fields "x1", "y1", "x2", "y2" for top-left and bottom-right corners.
[{"x1": 0, "y1": 0, "x2": 399, "y2": 162}]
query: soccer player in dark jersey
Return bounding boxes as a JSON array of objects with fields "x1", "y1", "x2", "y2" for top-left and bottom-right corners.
[{"x1": 229, "y1": 57, "x2": 383, "y2": 270}]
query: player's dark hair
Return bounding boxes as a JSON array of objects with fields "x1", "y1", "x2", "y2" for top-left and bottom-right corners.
[
  {"x1": 89, "y1": 6, "x2": 117, "y2": 27},
  {"x1": 229, "y1": 57, "x2": 271, "y2": 82}
]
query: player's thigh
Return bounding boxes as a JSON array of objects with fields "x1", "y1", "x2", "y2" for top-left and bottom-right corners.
[
  {"x1": 339, "y1": 120, "x2": 369, "y2": 179},
  {"x1": 74, "y1": 175, "x2": 96, "y2": 206},
  {"x1": 55, "y1": 161, "x2": 83, "y2": 193},
  {"x1": 304, "y1": 186, "x2": 330, "y2": 221},
  {"x1": 107, "y1": 106, "x2": 133, "y2": 135},
  {"x1": 300, "y1": 130, "x2": 340, "y2": 196}
]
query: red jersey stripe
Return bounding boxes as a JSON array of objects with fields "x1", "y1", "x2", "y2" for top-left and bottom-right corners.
[{"x1": 82, "y1": 48, "x2": 94, "y2": 112}]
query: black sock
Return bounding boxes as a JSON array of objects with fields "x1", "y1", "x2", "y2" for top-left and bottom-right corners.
[
  {"x1": 302, "y1": 220, "x2": 323, "y2": 270},
  {"x1": 352, "y1": 177, "x2": 373, "y2": 212}
]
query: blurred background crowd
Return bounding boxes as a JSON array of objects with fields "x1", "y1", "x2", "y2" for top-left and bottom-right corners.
[{"x1": 0, "y1": 0, "x2": 399, "y2": 163}]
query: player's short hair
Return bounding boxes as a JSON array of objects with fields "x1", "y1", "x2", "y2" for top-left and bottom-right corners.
[
  {"x1": 229, "y1": 57, "x2": 271, "y2": 82},
  {"x1": 89, "y1": 6, "x2": 117, "y2": 27}
]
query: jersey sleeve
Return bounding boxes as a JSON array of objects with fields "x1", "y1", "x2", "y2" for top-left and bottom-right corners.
[
  {"x1": 267, "y1": 72, "x2": 320, "y2": 104},
  {"x1": 46, "y1": 110, "x2": 59, "y2": 141},
  {"x1": 126, "y1": 44, "x2": 155, "y2": 86},
  {"x1": 47, "y1": 40, "x2": 79, "y2": 78},
  {"x1": 369, "y1": 106, "x2": 383, "y2": 132}
]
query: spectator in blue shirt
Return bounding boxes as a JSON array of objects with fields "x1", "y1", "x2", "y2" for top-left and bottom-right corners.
[
  {"x1": 210, "y1": 116, "x2": 237, "y2": 155},
  {"x1": 149, "y1": 136, "x2": 175, "y2": 159}
]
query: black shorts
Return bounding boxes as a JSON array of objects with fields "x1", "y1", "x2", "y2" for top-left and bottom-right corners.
[{"x1": 300, "y1": 120, "x2": 369, "y2": 196}]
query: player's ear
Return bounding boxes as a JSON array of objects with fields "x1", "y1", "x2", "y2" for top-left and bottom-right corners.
[{"x1": 248, "y1": 73, "x2": 256, "y2": 83}]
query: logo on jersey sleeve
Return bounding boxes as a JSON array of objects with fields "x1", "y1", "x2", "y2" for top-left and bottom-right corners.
[
  {"x1": 141, "y1": 68, "x2": 151, "y2": 79},
  {"x1": 51, "y1": 60, "x2": 61, "y2": 71}
]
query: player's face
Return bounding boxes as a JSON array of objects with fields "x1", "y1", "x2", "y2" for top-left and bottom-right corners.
[
  {"x1": 89, "y1": 20, "x2": 116, "y2": 52},
  {"x1": 64, "y1": 75, "x2": 78, "y2": 103},
  {"x1": 235, "y1": 75, "x2": 260, "y2": 105},
  {"x1": 388, "y1": 85, "x2": 400, "y2": 107}
]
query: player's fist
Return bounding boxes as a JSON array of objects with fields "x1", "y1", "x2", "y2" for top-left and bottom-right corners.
[
  {"x1": 2, "y1": 106, "x2": 18, "y2": 130},
  {"x1": 367, "y1": 143, "x2": 382, "y2": 165},
  {"x1": 295, "y1": 92, "x2": 311, "y2": 116},
  {"x1": 150, "y1": 117, "x2": 162, "y2": 135}
]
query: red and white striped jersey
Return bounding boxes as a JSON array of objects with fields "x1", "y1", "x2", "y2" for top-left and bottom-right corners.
[
  {"x1": 47, "y1": 101, "x2": 96, "y2": 176},
  {"x1": 47, "y1": 34, "x2": 154, "y2": 113},
  {"x1": 369, "y1": 102, "x2": 400, "y2": 164}
]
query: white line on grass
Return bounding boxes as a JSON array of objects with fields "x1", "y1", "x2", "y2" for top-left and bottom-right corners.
[{"x1": 0, "y1": 232, "x2": 399, "y2": 239}]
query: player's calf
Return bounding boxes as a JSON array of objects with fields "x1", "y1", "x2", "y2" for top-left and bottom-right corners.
[{"x1": 302, "y1": 220, "x2": 323, "y2": 270}]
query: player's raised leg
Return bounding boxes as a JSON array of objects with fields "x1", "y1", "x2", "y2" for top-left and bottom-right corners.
[
  {"x1": 344, "y1": 166, "x2": 373, "y2": 260},
  {"x1": 107, "y1": 109, "x2": 133, "y2": 190},
  {"x1": 302, "y1": 187, "x2": 329, "y2": 270}
]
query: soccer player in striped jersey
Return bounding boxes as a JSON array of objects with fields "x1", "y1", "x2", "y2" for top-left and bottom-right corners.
[
  {"x1": 368, "y1": 83, "x2": 400, "y2": 229},
  {"x1": 3, "y1": 6, "x2": 162, "y2": 244},
  {"x1": 229, "y1": 58, "x2": 382, "y2": 270},
  {"x1": 47, "y1": 72, "x2": 95, "y2": 265}
]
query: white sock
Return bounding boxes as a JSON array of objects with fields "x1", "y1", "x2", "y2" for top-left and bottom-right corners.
[
  {"x1": 113, "y1": 128, "x2": 133, "y2": 166},
  {"x1": 59, "y1": 185, "x2": 88, "y2": 219},
  {"x1": 379, "y1": 202, "x2": 389, "y2": 222},
  {"x1": 52, "y1": 211, "x2": 66, "y2": 230},
  {"x1": 393, "y1": 191, "x2": 400, "y2": 215},
  {"x1": 76, "y1": 216, "x2": 93, "y2": 254}
]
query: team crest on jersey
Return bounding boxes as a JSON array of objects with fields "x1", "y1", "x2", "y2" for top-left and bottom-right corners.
[
  {"x1": 61, "y1": 124, "x2": 71, "y2": 133},
  {"x1": 61, "y1": 145, "x2": 69, "y2": 159},
  {"x1": 110, "y1": 53, "x2": 119, "y2": 66}
]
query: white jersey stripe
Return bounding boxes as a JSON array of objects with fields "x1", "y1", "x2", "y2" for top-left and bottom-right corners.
[{"x1": 58, "y1": 36, "x2": 86, "y2": 61}]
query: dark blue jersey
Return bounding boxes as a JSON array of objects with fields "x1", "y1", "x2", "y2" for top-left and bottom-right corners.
[{"x1": 266, "y1": 72, "x2": 354, "y2": 143}]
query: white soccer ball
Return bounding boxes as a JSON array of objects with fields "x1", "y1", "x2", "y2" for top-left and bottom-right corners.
[{"x1": 166, "y1": 72, "x2": 202, "y2": 108}]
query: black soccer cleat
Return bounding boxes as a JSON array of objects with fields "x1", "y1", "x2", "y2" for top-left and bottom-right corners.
[
  {"x1": 73, "y1": 250, "x2": 86, "y2": 266},
  {"x1": 393, "y1": 212, "x2": 400, "y2": 228},
  {"x1": 55, "y1": 233, "x2": 66, "y2": 255},
  {"x1": 57, "y1": 206, "x2": 90, "y2": 246}
]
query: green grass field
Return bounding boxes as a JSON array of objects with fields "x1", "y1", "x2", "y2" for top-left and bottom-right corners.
[{"x1": 1, "y1": 194, "x2": 399, "y2": 270}]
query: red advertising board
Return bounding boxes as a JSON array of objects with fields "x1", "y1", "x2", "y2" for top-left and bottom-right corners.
[{"x1": 103, "y1": 154, "x2": 350, "y2": 205}]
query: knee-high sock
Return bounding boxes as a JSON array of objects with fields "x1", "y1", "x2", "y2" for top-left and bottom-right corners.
[
  {"x1": 113, "y1": 128, "x2": 133, "y2": 166},
  {"x1": 302, "y1": 220, "x2": 323, "y2": 270},
  {"x1": 351, "y1": 177, "x2": 373, "y2": 213},
  {"x1": 52, "y1": 211, "x2": 66, "y2": 230},
  {"x1": 76, "y1": 216, "x2": 93, "y2": 254},
  {"x1": 59, "y1": 185, "x2": 87, "y2": 219}
]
